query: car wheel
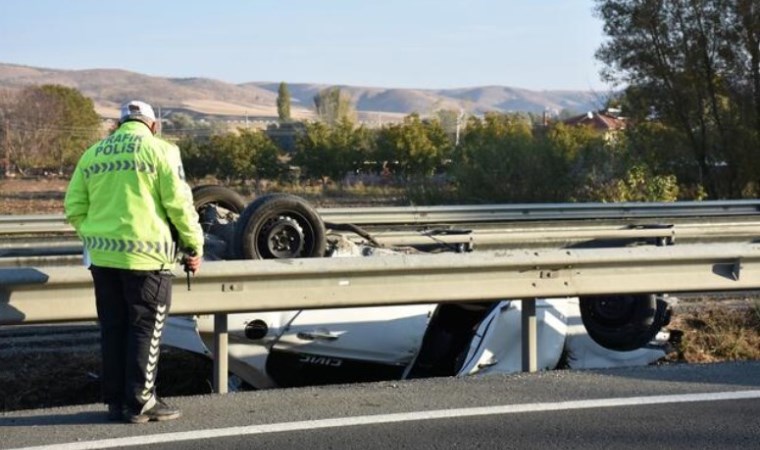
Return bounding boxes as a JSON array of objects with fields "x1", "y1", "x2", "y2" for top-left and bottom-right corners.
[
  {"x1": 579, "y1": 294, "x2": 670, "y2": 352},
  {"x1": 192, "y1": 185, "x2": 246, "y2": 233},
  {"x1": 234, "y1": 194, "x2": 326, "y2": 259}
]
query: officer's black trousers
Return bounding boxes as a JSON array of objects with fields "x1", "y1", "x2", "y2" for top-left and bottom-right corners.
[{"x1": 90, "y1": 266, "x2": 173, "y2": 413}]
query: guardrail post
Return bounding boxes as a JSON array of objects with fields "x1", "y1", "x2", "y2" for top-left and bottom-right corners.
[
  {"x1": 521, "y1": 298, "x2": 537, "y2": 373},
  {"x1": 213, "y1": 313, "x2": 228, "y2": 394}
]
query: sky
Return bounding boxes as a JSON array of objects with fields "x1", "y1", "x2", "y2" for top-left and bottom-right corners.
[{"x1": 0, "y1": 0, "x2": 609, "y2": 92}]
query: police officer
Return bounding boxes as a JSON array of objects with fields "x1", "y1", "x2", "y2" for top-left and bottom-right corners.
[{"x1": 64, "y1": 100, "x2": 204, "y2": 423}]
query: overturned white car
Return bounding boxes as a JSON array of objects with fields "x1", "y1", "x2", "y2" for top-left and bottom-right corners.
[{"x1": 164, "y1": 186, "x2": 673, "y2": 389}]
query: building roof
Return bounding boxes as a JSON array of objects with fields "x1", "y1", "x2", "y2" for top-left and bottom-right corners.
[{"x1": 563, "y1": 111, "x2": 626, "y2": 131}]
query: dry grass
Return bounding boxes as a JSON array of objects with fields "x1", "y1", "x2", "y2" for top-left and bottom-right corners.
[
  {"x1": 666, "y1": 299, "x2": 760, "y2": 363},
  {"x1": 0, "y1": 178, "x2": 69, "y2": 215},
  {"x1": 0, "y1": 178, "x2": 407, "y2": 214},
  {"x1": 267, "y1": 183, "x2": 407, "y2": 207}
]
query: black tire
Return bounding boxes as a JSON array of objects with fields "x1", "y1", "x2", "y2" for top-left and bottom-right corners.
[
  {"x1": 579, "y1": 294, "x2": 670, "y2": 352},
  {"x1": 192, "y1": 185, "x2": 246, "y2": 233},
  {"x1": 234, "y1": 194, "x2": 326, "y2": 259}
]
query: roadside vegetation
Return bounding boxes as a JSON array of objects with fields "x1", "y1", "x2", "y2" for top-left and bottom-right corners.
[
  {"x1": 666, "y1": 299, "x2": 760, "y2": 363},
  {"x1": 1, "y1": 0, "x2": 760, "y2": 412},
  {"x1": 3, "y1": 1, "x2": 760, "y2": 204}
]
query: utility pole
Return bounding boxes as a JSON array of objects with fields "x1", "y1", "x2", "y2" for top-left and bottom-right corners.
[
  {"x1": 157, "y1": 105, "x2": 162, "y2": 136},
  {"x1": 156, "y1": 106, "x2": 172, "y2": 137},
  {"x1": 2, "y1": 119, "x2": 9, "y2": 177},
  {"x1": 455, "y1": 108, "x2": 465, "y2": 146}
]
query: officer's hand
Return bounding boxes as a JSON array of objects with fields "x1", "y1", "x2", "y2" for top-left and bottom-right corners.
[{"x1": 184, "y1": 255, "x2": 202, "y2": 274}]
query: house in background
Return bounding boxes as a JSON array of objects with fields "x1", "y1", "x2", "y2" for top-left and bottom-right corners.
[{"x1": 563, "y1": 109, "x2": 626, "y2": 141}]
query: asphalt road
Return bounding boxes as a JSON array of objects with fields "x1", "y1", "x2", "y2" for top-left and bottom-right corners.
[{"x1": 2, "y1": 361, "x2": 759, "y2": 450}]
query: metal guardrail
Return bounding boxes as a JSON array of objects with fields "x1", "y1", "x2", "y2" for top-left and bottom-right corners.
[
  {"x1": 2, "y1": 243, "x2": 759, "y2": 392},
  {"x1": 3, "y1": 220, "x2": 759, "y2": 267},
  {"x1": 3, "y1": 243, "x2": 757, "y2": 321},
  {"x1": 363, "y1": 221, "x2": 760, "y2": 247},
  {"x1": 2, "y1": 200, "x2": 758, "y2": 267},
  {"x1": 322, "y1": 199, "x2": 760, "y2": 225},
  {"x1": 3, "y1": 199, "x2": 760, "y2": 235}
]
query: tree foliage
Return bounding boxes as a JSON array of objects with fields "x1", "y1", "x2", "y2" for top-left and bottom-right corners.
[
  {"x1": 276, "y1": 82, "x2": 291, "y2": 122},
  {"x1": 293, "y1": 118, "x2": 374, "y2": 184},
  {"x1": 0, "y1": 85, "x2": 101, "y2": 175},
  {"x1": 176, "y1": 134, "x2": 215, "y2": 179},
  {"x1": 375, "y1": 113, "x2": 453, "y2": 178},
  {"x1": 39, "y1": 85, "x2": 101, "y2": 172},
  {"x1": 595, "y1": 0, "x2": 760, "y2": 198},
  {"x1": 238, "y1": 129, "x2": 284, "y2": 180},
  {"x1": 608, "y1": 165, "x2": 679, "y2": 202},
  {"x1": 161, "y1": 112, "x2": 217, "y2": 138},
  {"x1": 313, "y1": 87, "x2": 356, "y2": 125},
  {"x1": 448, "y1": 112, "x2": 681, "y2": 203},
  {"x1": 178, "y1": 129, "x2": 285, "y2": 184},
  {"x1": 452, "y1": 113, "x2": 569, "y2": 203},
  {"x1": 0, "y1": 84, "x2": 701, "y2": 206}
]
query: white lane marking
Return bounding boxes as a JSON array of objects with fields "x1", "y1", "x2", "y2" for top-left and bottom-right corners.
[{"x1": 9, "y1": 390, "x2": 760, "y2": 450}]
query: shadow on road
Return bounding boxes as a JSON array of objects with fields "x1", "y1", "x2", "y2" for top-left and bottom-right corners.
[{"x1": 0, "y1": 410, "x2": 109, "y2": 427}]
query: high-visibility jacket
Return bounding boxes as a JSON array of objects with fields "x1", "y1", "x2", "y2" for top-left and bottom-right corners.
[{"x1": 64, "y1": 121, "x2": 204, "y2": 271}]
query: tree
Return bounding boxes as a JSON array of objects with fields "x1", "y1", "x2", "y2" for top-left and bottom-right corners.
[
  {"x1": 39, "y1": 84, "x2": 101, "y2": 173},
  {"x1": 293, "y1": 119, "x2": 372, "y2": 185},
  {"x1": 313, "y1": 87, "x2": 356, "y2": 125},
  {"x1": 375, "y1": 114, "x2": 453, "y2": 179},
  {"x1": 451, "y1": 113, "x2": 568, "y2": 203},
  {"x1": 163, "y1": 112, "x2": 200, "y2": 137},
  {"x1": 0, "y1": 88, "x2": 56, "y2": 175},
  {"x1": 177, "y1": 135, "x2": 217, "y2": 180},
  {"x1": 238, "y1": 129, "x2": 285, "y2": 183},
  {"x1": 434, "y1": 109, "x2": 460, "y2": 135},
  {"x1": 177, "y1": 129, "x2": 285, "y2": 184},
  {"x1": 209, "y1": 133, "x2": 253, "y2": 184},
  {"x1": 0, "y1": 85, "x2": 100, "y2": 176},
  {"x1": 276, "y1": 82, "x2": 292, "y2": 122},
  {"x1": 594, "y1": 0, "x2": 760, "y2": 198},
  {"x1": 434, "y1": 109, "x2": 464, "y2": 144},
  {"x1": 720, "y1": 1, "x2": 760, "y2": 196}
]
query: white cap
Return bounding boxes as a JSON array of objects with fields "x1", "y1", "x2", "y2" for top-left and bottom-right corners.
[{"x1": 119, "y1": 100, "x2": 156, "y2": 124}]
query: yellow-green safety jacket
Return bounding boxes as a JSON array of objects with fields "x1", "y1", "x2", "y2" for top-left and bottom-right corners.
[{"x1": 64, "y1": 121, "x2": 204, "y2": 271}]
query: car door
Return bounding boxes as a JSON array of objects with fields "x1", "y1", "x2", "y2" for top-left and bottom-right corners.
[{"x1": 266, "y1": 304, "x2": 436, "y2": 387}]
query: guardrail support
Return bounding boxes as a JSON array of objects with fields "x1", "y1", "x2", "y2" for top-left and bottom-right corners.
[
  {"x1": 521, "y1": 298, "x2": 537, "y2": 373},
  {"x1": 213, "y1": 313, "x2": 228, "y2": 394}
]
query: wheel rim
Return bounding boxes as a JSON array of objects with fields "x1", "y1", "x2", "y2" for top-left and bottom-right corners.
[
  {"x1": 236, "y1": 194, "x2": 327, "y2": 260},
  {"x1": 258, "y1": 215, "x2": 306, "y2": 258}
]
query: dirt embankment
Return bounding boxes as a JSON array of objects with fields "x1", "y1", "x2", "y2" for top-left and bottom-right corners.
[
  {"x1": 0, "y1": 345, "x2": 213, "y2": 412},
  {"x1": 0, "y1": 178, "x2": 69, "y2": 215}
]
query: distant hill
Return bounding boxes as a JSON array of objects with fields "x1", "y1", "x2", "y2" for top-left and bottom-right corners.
[{"x1": 0, "y1": 63, "x2": 606, "y2": 121}]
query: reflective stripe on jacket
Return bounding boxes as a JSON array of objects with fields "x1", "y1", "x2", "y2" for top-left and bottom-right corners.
[{"x1": 64, "y1": 121, "x2": 204, "y2": 270}]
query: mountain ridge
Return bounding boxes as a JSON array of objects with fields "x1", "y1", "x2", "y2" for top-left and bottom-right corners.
[{"x1": 0, "y1": 62, "x2": 605, "y2": 120}]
